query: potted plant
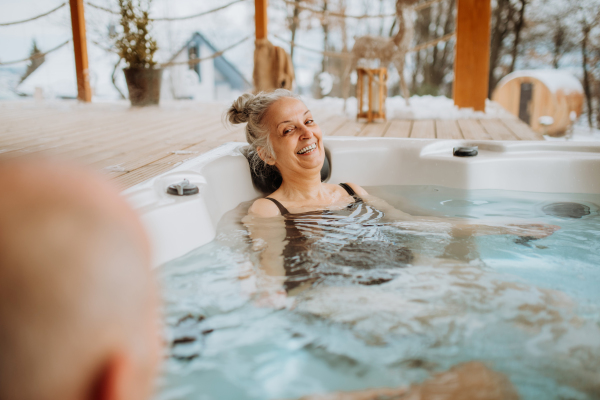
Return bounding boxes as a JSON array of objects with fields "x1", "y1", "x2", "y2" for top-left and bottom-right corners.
[{"x1": 113, "y1": 0, "x2": 161, "y2": 106}]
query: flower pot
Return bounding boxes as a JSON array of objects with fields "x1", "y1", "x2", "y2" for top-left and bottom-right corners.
[{"x1": 123, "y1": 67, "x2": 162, "y2": 106}]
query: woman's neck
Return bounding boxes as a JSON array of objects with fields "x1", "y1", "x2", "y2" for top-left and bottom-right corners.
[{"x1": 277, "y1": 169, "x2": 326, "y2": 202}]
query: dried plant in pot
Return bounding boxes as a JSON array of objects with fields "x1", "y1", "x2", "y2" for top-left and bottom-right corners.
[{"x1": 112, "y1": 0, "x2": 161, "y2": 106}]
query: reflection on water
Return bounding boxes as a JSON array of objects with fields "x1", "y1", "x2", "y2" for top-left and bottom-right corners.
[{"x1": 155, "y1": 186, "x2": 600, "y2": 400}]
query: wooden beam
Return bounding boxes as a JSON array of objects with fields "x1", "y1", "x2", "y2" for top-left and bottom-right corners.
[
  {"x1": 69, "y1": 0, "x2": 92, "y2": 102},
  {"x1": 255, "y1": 0, "x2": 268, "y2": 40},
  {"x1": 453, "y1": 0, "x2": 491, "y2": 112}
]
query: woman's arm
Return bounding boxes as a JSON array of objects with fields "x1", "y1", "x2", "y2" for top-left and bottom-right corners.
[
  {"x1": 241, "y1": 203, "x2": 290, "y2": 308},
  {"x1": 345, "y1": 182, "x2": 560, "y2": 239}
]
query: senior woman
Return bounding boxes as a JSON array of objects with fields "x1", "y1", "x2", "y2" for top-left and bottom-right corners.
[{"x1": 227, "y1": 90, "x2": 558, "y2": 298}]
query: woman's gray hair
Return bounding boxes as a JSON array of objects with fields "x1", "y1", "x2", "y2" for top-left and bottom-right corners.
[{"x1": 225, "y1": 89, "x2": 302, "y2": 173}]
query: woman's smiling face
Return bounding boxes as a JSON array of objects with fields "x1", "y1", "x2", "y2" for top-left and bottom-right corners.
[{"x1": 264, "y1": 97, "x2": 324, "y2": 176}]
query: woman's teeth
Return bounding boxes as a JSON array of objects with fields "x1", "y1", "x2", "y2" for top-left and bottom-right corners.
[{"x1": 297, "y1": 143, "x2": 317, "y2": 154}]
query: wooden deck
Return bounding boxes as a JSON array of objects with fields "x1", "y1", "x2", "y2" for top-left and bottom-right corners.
[{"x1": 0, "y1": 100, "x2": 541, "y2": 190}]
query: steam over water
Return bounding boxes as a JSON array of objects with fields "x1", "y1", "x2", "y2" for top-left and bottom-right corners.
[{"x1": 156, "y1": 186, "x2": 600, "y2": 400}]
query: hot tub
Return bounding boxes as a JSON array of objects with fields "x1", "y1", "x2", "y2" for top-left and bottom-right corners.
[
  {"x1": 125, "y1": 137, "x2": 600, "y2": 400},
  {"x1": 124, "y1": 138, "x2": 600, "y2": 267}
]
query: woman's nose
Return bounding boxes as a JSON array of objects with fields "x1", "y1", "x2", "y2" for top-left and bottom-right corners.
[{"x1": 299, "y1": 125, "x2": 314, "y2": 139}]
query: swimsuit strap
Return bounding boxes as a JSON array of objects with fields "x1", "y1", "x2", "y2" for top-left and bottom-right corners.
[
  {"x1": 265, "y1": 197, "x2": 290, "y2": 216},
  {"x1": 338, "y1": 183, "x2": 356, "y2": 196},
  {"x1": 340, "y1": 183, "x2": 358, "y2": 198},
  {"x1": 339, "y1": 183, "x2": 364, "y2": 204}
]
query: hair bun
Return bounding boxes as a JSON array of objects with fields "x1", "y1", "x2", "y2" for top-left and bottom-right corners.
[{"x1": 227, "y1": 93, "x2": 255, "y2": 124}]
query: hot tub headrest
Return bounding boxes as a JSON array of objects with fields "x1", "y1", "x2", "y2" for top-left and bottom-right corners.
[{"x1": 241, "y1": 146, "x2": 331, "y2": 194}]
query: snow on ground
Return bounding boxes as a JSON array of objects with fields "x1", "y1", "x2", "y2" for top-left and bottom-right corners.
[{"x1": 307, "y1": 95, "x2": 515, "y2": 120}]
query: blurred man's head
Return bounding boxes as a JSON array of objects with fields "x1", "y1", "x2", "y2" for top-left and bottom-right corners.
[{"x1": 0, "y1": 158, "x2": 161, "y2": 400}]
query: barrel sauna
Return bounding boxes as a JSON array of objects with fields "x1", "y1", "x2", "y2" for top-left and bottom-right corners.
[{"x1": 492, "y1": 70, "x2": 584, "y2": 137}]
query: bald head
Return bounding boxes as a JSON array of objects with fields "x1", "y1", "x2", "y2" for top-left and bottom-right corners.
[{"x1": 0, "y1": 158, "x2": 161, "y2": 400}]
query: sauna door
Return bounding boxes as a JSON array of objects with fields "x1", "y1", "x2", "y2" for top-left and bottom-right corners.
[{"x1": 518, "y1": 82, "x2": 533, "y2": 125}]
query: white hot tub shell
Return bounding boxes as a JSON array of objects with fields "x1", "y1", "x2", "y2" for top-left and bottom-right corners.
[{"x1": 123, "y1": 138, "x2": 600, "y2": 267}]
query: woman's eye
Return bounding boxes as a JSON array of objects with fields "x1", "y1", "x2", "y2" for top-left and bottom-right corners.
[
  {"x1": 306, "y1": 119, "x2": 314, "y2": 125},
  {"x1": 283, "y1": 128, "x2": 293, "y2": 134}
]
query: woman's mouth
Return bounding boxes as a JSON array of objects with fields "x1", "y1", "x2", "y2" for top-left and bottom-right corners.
[{"x1": 297, "y1": 143, "x2": 317, "y2": 155}]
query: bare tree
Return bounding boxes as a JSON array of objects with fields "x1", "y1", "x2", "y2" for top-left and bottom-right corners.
[
  {"x1": 594, "y1": 37, "x2": 600, "y2": 128},
  {"x1": 489, "y1": 0, "x2": 517, "y2": 97},
  {"x1": 409, "y1": 0, "x2": 456, "y2": 96},
  {"x1": 508, "y1": 0, "x2": 529, "y2": 73},
  {"x1": 290, "y1": 0, "x2": 302, "y2": 62},
  {"x1": 322, "y1": 0, "x2": 329, "y2": 73},
  {"x1": 573, "y1": 1, "x2": 600, "y2": 128},
  {"x1": 525, "y1": 0, "x2": 577, "y2": 69}
]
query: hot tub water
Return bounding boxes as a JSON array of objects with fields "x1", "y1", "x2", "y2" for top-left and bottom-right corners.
[{"x1": 155, "y1": 185, "x2": 600, "y2": 400}]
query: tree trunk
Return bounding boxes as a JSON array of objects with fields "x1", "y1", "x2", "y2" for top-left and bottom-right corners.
[
  {"x1": 339, "y1": 0, "x2": 348, "y2": 52},
  {"x1": 552, "y1": 21, "x2": 566, "y2": 69},
  {"x1": 581, "y1": 24, "x2": 593, "y2": 128},
  {"x1": 322, "y1": 0, "x2": 329, "y2": 73},
  {"x1": 488, "y1": 0, "x2": 514, "y2": 97},
  {"x1": 429, "y1": 0, "x2": 456, "y2": 91},
  {"x1": 389, "y1": 17, "x2": 397, "y2": 37},
  {"x1": 412, "y1": 5, "x2": 432, "y2": 94},
  {"x1": 290, "y1": 0, "x2": 301, "y2": 62},
  {"x1": 379, "y1": 0, "x2": 386, "y2": 36},
  {"x1": 509, "y1": 0, "x2": 527, "y2": 73}
]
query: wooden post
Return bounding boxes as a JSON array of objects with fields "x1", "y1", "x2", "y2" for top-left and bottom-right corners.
[
  {"x1": 453, "y1": 0, "x2": 491, "y2": 112},
  {"x1": 69, "y1": 0, "x2": 92, "y2": 102},
  {"x1": 255, "y1": 0, "x2": 268, "y2": 40}
]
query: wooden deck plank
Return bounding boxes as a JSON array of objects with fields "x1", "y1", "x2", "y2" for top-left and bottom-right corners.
[
  {"x1": 384, "y1": 120, "x2": 412, "y2": 138},
  {"x1": 0, "y1": 108, "x2": 171, "y2": 146},
  {"x1": 0, "y1": 116, "x2": 205, "y2": 160},
  {"x1": 30, "y1": 114, "x2": 220, "y2": 158},
  {"x1": 435, "y1": 120, "x2": 463, "y2": 139},
  {"x1": 93, "y1": 128, "x2": 221, "y2": 171},
  {"x1": 410, "y1": 120, "x2": 436, "y2": 139},
  {"x1": 0, "y1": 100, "x2": 542, "y2": 189},
  {"x1": 329, "y1": 119, "x2": 366, "y2": 136},
  {"x1": 501, "y1": 118, "x2": 543, "y2": 140},
  {"x1": 359, "y1": 121, "x2": 390, "y2": 137},
  {"x1": 0, "y1": 114, "x2": 163, "y2": 151},
  {"x1": 0, "y1": 105, "x2": 139, "y2": 141},
  {"x1": 457, "y1": 119, "x2": 492, "y2": 140},
  {"x1": 479, "y1": 119, "x2": 519, "y2": 140}
]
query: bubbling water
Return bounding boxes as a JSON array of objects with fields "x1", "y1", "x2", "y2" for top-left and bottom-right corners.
[{"x1": 155, "y1": 186, "x2": 600, "y2": 400}]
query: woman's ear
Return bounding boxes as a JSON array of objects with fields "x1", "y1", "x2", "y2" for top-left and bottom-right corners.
[{"x1": 257, "y1": 147, "x2": 276, "y2": 166}]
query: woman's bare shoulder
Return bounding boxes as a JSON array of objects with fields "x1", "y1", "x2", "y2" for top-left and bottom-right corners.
[
  {"x1": 344, "y1": 182, "x2": 369, "y2": 196},
  {"x1": 248, "y1": 198, "x2": 282, "y2": 218}
]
